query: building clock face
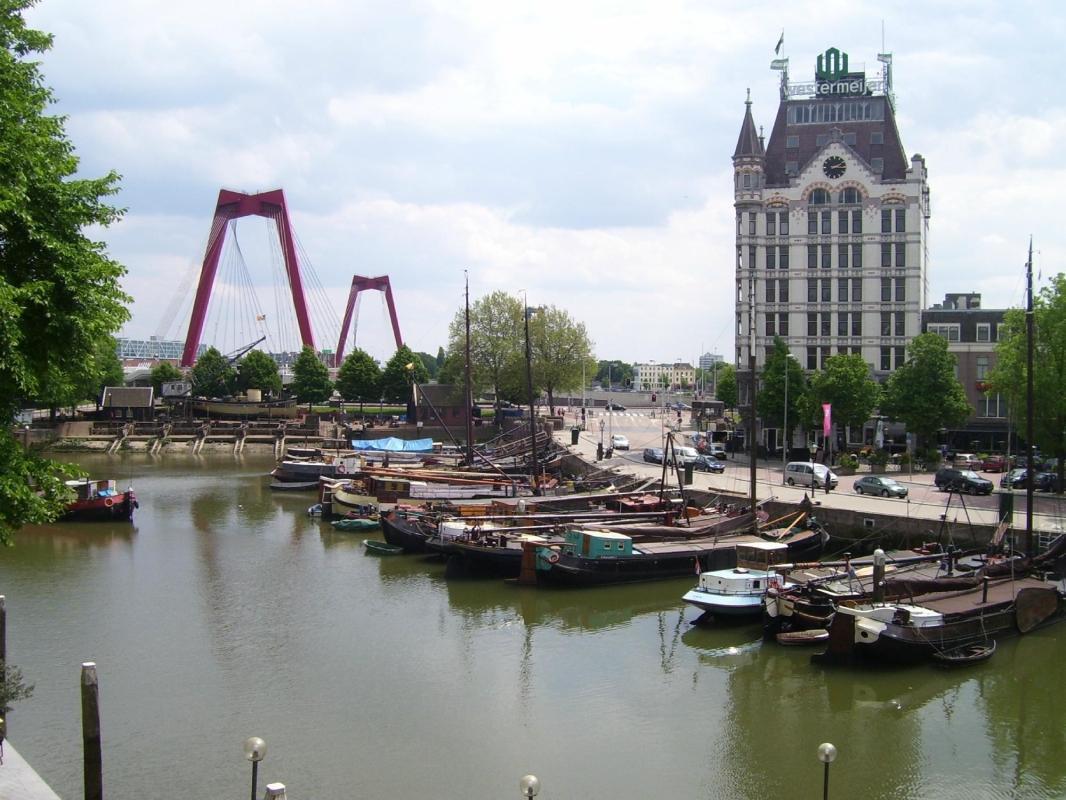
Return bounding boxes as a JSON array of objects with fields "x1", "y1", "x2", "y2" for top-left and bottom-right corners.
[{"x1": 823, "y1": 156, "x2": 847, "y2": 179}]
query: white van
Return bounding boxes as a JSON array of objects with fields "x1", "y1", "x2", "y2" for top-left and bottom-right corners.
[{"x1": 785, "y1": 462, "x2": 838, "y2": 489}]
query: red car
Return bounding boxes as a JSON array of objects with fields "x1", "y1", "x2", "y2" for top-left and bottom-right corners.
[{"x1": 982, "y1": 455, "x2": 1008, "y2": 472}]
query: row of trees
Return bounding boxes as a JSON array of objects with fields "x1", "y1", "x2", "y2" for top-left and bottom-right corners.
[
  {"x1": 753, "y1": 334, "x2": 971, "y2": 455},
  {"x1": 442, "y1": 291, "x2": 595, "y2": 415}
]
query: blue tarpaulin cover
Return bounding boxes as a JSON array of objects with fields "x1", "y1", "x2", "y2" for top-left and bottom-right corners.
[{"x1": 351, "y1": 437, "x2": 434, "y2": 452}]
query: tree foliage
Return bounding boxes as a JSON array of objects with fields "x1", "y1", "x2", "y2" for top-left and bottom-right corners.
[
  {"x1": 235, "y1": 349, "x2": 282, "y2": 397},
  {"x1": 756, "y1": 338, "x2": 807, "y2": 431},
  {"x1": 446, "y1": 291, "x2": 523, "y2": 406},
  {"x1": 715, "y1": 363, "x2": 738, "y2": 409},
  {"x1": 335, "y1": 348, "x2": 381, "y2": 407},
  {"x1": 290, "y1": 347, "x2": 333, "y2": 406},
  {"x1": 0, "y1": 5, "x2": 131, "y2": 542},
  {"x1": 414, "y1": 350, "x2": 438, "y2": 379},
  {"x1": 380, "y1": 345, "x2": 430, "y2": 403},
  {"x1": 0, "y1": 660, "x2": 34, "y2": 713},
  {"x1": 799, "y1": 352, "x2": 880, "y2": 433},
  {"x1": 987, "y1": 273, "x2": 1066, "y2": 479},
  {"x1": 530, "y1": 305, "x2": 595, "y2": 414},
  {"x1": 190, "y1": 347, "x2": 235, "y2": 398},
  {"x1": 149, "y1": 362, "x2": 183, "y2": 395},
  {"x1": 595, "y1": 360, "x2": 632, "y2": 388},
  {"x1": 881, "y1": 333, "x2": 972, "y2": 447}
]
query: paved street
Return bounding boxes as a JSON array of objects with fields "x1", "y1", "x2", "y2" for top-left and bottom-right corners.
[{"x1": 554, "y1": 404, "x2": 1065, "y2": 534}]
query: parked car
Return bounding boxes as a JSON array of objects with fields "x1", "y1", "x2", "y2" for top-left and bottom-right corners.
[
  {"x1": 950, "y1": 453, "x2": 982, "y2": 469},
  {"x1": 1036, "y1": 471, "x2": 1061, "y2": 492},
  {"x1": 853, "y1": 475, "x2": 908, "y2": 498},
  {"x1": 606, "y1": 402, "x2": 627, "y2": 411},
  {"x1": 610, "y1": 434, "x2": 630, "y2": 451},
  {"x1": 1000, "y1": 468, "x2": 1028, "y2": 489},
  {"x1": 934, "y1": 467, "x2": 994, "y2": 495},
  {"x1": 982, "y1": 454, "x2": 1008, "y2": 472},
  {"x1": 704, "y1": 442, "x2": 728, "y2": 460},
  {"x1": 784, "y1": 462, "x2": 838, "y2": 490},
  {"x1": 693, "y1": 455, "x2": 725, "y2": 473},
  {"x1": 642, "y1": 447, "x2": 664, "y2": 464},
  {"x1": 672, "y1": 446, "x2": 701, "y2": 466},
  {"x1": 670, "y1": 402, "x2": 691, "y2": 411}
]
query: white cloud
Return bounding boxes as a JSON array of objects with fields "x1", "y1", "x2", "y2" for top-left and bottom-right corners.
[{"x1": 22, "y1": 0, "x2": 1066, "y2": 366}]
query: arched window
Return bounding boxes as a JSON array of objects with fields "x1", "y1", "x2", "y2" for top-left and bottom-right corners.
[
  {"x1": 810, "y1": 188, "x2": 831, "y2": 205},
  {"x1": 838, "y1": 187, "x2": 862, "y2": 204}
]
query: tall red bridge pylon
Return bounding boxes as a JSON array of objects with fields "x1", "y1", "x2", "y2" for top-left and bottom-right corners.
[
  {"x1": 181, "y1": 188, "x2": 314, "y2": 367},
  {"x1": 335, "y1": 275, "x2": 403, "y2": 366}
]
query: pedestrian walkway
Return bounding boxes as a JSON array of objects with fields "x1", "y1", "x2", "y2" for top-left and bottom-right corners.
[{"x1": 0, "y1": 741, "x2": 62, "y2": 800}]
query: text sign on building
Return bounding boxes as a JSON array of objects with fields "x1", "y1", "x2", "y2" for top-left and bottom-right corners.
[{"x1": 786, "y1": 47, "x2": 881, "y2": 98}]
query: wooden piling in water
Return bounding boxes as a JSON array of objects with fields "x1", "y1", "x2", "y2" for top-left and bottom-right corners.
[{"x1": 81, "y1": 662, "x2": 103, "y2": 800}]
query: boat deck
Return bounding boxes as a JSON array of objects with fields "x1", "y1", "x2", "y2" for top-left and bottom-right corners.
[{"x1": 913, "y1": 576, "x2": 1054, "y2": 615}]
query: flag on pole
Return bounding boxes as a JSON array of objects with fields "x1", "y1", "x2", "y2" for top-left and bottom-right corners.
[
  {"x1": 822, "y1": 403, "x2": 832, "y2": 438},
  {"x1": 775, "y1": 31, "x2": 784, "y2": 55}
]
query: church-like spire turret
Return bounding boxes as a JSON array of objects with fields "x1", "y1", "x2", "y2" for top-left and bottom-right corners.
[{"x1": 733, "y1": 89, "x2": 765, "y2": 160}]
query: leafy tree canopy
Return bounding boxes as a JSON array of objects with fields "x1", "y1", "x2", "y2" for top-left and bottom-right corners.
[
  {"x1": 799, "y1": 352, "x2": 880, "y2": 432},
  {"x1": 190, "y1": 347, "x2": 236, "y2": 399},
  {"x1": 756, "y1": 338, "x2": 807, "y2": 431},
  {"x1": 149, "y1": 362, "x2": 183, "y2": 395},
  {"x1": 335, "y1": 348, "x2": 381, "y2": 405},
  {"x1": 715, "y1": 363, "x2": 738, "y2": 409},
  {"x1": 414, "y1": 351, "x2": 438, "y2": 379},
  {"x1": 595, "y1": 360, "x2": 633, "y2": 387},
  {"x1": 290, "y1": 347, "x2": 333, "y2": 405},
  {"x1": 446, "y1": 290, "x2": 522, "y2": 405},
  {"x1": 0, "y1": 4, "x2": 131, "y2": 542},
  {"x1": 881, "y1": 333, "x2": 971, "y2": 446},
  {"x1": 380, "y1": 345, "x2": 430, "y2": 403},
  {"x1": 530, "y1": 305, "x2": 595, "y2": 414},
  {"x1": 987, "y1": 273, "x2": 1066, "y2": 477},
  {"x1": 235, "y1": 349, "x2": 282, "y2": 397}
]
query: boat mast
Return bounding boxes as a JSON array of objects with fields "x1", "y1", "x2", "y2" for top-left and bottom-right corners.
[
  {"x1": 524, "y1": 294, "x2": 540, "y2": 494},
  {"x1": 464, "y1": 271, "x2": 475, "y2": 468},
  {"x1": 748, "y1": 255, "x2": 758, "y2": 533},
  {"x1": 1025, "y1": 237, "x2": 1035, "y2": 556}
]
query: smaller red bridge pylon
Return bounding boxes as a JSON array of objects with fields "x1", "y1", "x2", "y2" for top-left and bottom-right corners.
[{"x1": 335, "y1": 275, "x2": 403, "y2": 366}]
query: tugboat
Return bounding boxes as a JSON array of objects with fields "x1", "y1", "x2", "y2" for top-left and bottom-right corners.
[{"x1": 61, "y1": 478, "x2": 138, "y2": 522}]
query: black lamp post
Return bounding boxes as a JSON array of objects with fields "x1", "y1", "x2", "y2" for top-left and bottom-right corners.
[
  {"x1": 519, "y1": 774, "x2": 540, "y2": 799},
  {"x1": 817, "y1": 742, "x2": 837, "y2": 800},
  {"x1": 243, "y1": 736, "x2": 266, "y2": 800}
]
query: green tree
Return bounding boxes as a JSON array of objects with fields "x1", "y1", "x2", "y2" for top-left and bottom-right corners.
[
  {"x1": 757, "y1": 338, "x2": 807, "y2": 432},
  {"x1": 530, "y1": 305, "x2": 595, "y2": 414},
  {"x1": 149, "y1": 362, "x2": 183, "y2": 395},
  {"x1": 235, "y1": 350, "x2": 282, "y2": 397},
  {"x1": 716, "y1": 363, "x2": 738, "y2": 409},
  {"x1": 881, "y1": 333, "x2": 972, "y2": 448},
  {"x1": 446, "y1": 291, "x2": 523, "y2": 408},
  {"x1": 0, "y1": 660, "x2": 34, "y2": 713},
  {"x1": 987, "y1": 273, "x2": 1066, "y2": 487},
  {"x1": 595, "y1": 360, "x2": 633, "y2": 388},
  {"x1": 436, "y1": 350, "x2": 464, "y2": 387},
  {"x1": 435, "y1": 346, "x2": 446, "y2": 372},
  {"x1": 798, "y1": 352, "x2": 880, "y2": 438},
  {"x1": 290, "y1": 347, "x2": 333, "y2": 408},
  {"x1": 414, "y1": 350, "x2": 438, "y2": 379},
  {"x1": 190, "y1": 347, "x2": 236, "y2": 398},
  {"x1": 335, "y1": 348, "x2": 381, "y2": 410},
  {"x1": 0, "y1": 5, "x2": 131, "y2": 542},
  {"x1": 380, "y1": 346, "x2": 430, "y2": 405}
]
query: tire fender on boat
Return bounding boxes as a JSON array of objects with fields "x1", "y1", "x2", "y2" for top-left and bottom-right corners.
[
  {"x1": 547, "y1": 552, "x2": 560, "y2": 564},
  {"x1": 104, "y1": 497, "x2": 114, "y2": 507},
  {"x1": 337, "y1": 464, "x2": 347, "y2": 474}
]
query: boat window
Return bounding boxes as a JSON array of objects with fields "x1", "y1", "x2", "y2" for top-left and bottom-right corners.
[{"x1": 753, "y1": 580, "x2": 761, "y2": 588}]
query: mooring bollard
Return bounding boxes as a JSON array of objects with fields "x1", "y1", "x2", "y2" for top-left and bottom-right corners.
[
  {"x1": 82, "y1": 662, "x2": 103, "y2": 800},
  {"x1": 264, "y1": 782, "x2": 287, "y2": 799}
]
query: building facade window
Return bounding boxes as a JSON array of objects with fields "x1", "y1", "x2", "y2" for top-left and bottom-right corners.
[
  {"x1": 928, "y1": 323, "x2": 961, "y2": 342},
  {"x1": 766, "y1": 212, "x2": 776, "y2": 235},
  {"x1": 852, "y1": 210, "x2": 862, "y2": 233},
  {"x1": 779, "y1": 279, "x2": 789, "y2": 302},
  {"x1": 821, "y1": 245, "x2": 831, "y2": 269},
  {"x1": 838, "y1": 210, "x2": 849, "y2": 234},
  {"x1": 808, "y1": 245, "x2": 817, "y2": 268},
  {"x1": 976, "y1": 323, "x2": 991, "y2": 342},
  {"x1": 786, "y1": 135, "x2": 799, "y2": 148},
  {"x1": 821, "y1": 211, "x2": 831, "y2": 234},
  {"x1": 743, "y1": 173, "x2": 751, "y2": 188},
  {"x1": 894, "y1": 279, "x2": 905, "y2": 302},
  {"x1": 894, "y1": 311, "x2": 905, "y2": 336},
  {"x1": 766, "y1": 248, "x2": 776, "y2": 269},
  {"x1": 811, "y1": 189, "x2": 831, "y2": 204},
  {"x1": 766, "y1": 278, "x2": 775, "y2": 303},
  {"x1": 779, "y1": 312, "x2": 790, "y2": 336},
  {"x1": 807, "y1": 313, "x2": 817, "y2": 336},
  {"x1": 881, "y1": 243, "x2": 892, "y2": 268},
  {"x1": 852, "y1": 314, "x2": 862, "y2": 336},
  {"x1": 807, "y1": 347, "x2": 817, "y2": 369},
  {"x1": 749, "y1": 213, "x2": 756, "y2": 234},
  {"x1": 979, "y1": 394, "x2": 1006, "y2": 418},
  {"x1": 838, "y1": 277, "x2": 848, "y2": 302},
  {"x1": 881, "y1": 277, "x2": 891, "y2": 302},
  {"x1": 880, "y1": 347, "x2": 891, "y2": 371},
  {"x1": 851, "y1": 279, "x2": 862, "y2": 302},
  {"x1": 807, "y1": 279, "x2": 817, "y2": 303},
  {"x1": 838, "y1": 244, "x2": 849, "y2": 269},
  {"x1": 821, "y1": 279, "x2": 831, "y2": 301},
  {"x1": 820, "y1": 313, "x2": 830, "y2": 336},
  {"x1": 837, "y1": 312, "x2": 848, "y2": 337},
  {"x1": 808, "y1": 212, "x2": 817, "y2": 234},
  {"x1": 779, "y1": 212, "x2": 789, "y2": 236},
  {"x1": 871, "y1": 157, "x2": 884, "y2": 172},
  {"x1": 880, "y1": 312, "x2": 891, "y2": 336},
  {"x1": 853, "y1": 243, "x2": 863, "y2": 268},
  {"x1": 780, "y1": 246, "x2": 790, "y2": 270},
  {"x1": 871, "y1": 131, "x2": 884, "y2": 145},
  {"x1": 895, "y1": 346, "x2": 906, "y2": 369},
  {"x1": 976, "y1": 355, "x2": 989, "y2": 380},
  {"x1": 895, "y1": 243, "x2": 905, "y2": 267},
  {"x1": 766, "y1": 315, "x2": 776, "y2": 336},
  {"x1": 881, "y1": 209, "x2": 892, "y2": 233},
  {"x1": 895, "y1": 208, "x2": 906, "y2": 232}
]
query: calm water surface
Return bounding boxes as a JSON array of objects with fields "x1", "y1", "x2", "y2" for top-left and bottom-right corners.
[{"x1": 1, "y1": 453, "x2": 1064, "y2": 799}]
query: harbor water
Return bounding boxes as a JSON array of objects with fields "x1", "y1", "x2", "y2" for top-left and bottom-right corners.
[{"x1": 2, "y1": 453, "x2": 1064, "y2": 799}]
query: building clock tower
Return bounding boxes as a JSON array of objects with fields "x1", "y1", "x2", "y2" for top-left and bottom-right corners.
[{"x1": 733, "y1": 46, "x2": 930, "y2": 399}]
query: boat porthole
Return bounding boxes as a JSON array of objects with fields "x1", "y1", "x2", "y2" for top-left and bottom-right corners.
[{"x1": 860, "y1": 631, "x2": 870, "y2": 639}]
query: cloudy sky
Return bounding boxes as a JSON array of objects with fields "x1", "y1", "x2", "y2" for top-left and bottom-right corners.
[{"x1": 25, "y1": 0, "x2": 1066, "y2": 366}]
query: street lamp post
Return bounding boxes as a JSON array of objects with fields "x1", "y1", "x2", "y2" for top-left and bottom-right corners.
[
  {"x1": 243, "y1": 737, "x2": 267, "y2": 800},
  {"x1": 810, "y1": 441, "x2": 817, "y2": 491},
  {"x1": 817, "y1": 742, "x2": 837, "y2": 800},
  {"x1": 519, "y1": 774, "x2": 540, "y2": 799},
  {"x1": 782, "y1": 353, "x2": 799, "y2": 483}
]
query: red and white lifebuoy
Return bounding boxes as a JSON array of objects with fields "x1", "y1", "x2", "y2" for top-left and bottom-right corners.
[
  {"x1": 104, "y1": 497, "x2": 114, "y2": 507},
  {"x1": 547, "y1": 552, "x2": 560, "y2": 564},
  {"x1": 337, "y1": 463, "x2": 347, "y2": 475}
]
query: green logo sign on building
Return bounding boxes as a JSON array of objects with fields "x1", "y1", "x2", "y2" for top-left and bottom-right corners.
[{"x1": 816, "y1": 47, "x2": 849, "y2": 81}]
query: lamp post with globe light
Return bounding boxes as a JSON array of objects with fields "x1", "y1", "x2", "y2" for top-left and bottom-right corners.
[
  {"x1": 243, "y1": 737, "x2": 266, "y2": 800},
  {"x1": 817, "y1": 742, "x2": 837, "y2": 800},
  {"x1": 519, "y1": 774, "x2": 540, "y2": 799}
]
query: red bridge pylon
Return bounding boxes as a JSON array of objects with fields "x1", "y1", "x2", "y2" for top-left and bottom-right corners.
[{"x1": 334, "y1": 275, "x2": 403, "y2": 366}]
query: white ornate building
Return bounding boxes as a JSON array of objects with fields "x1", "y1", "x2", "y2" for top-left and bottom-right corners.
[
  {"x1": 733, "y1": 47, "x2": 930, "y2": 393},
  {"x1": 633, "y1": 361, "x2": 696, "y2": 391}
]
